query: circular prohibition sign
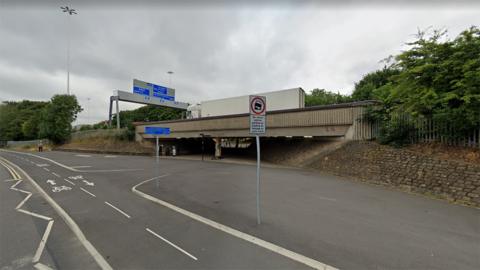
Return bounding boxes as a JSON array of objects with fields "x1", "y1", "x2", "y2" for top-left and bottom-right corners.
[{"x1": 250, "y1": 97, "x2": 266, "y2": 115}]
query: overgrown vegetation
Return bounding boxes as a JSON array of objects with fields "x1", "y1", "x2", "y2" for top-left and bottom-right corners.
[
  {"x1": 355, "y1": 27, "x2": 480, "y2": 146},
  {"x1": 305, "y1": 88, "x2": 352, "y2": 106},
  {"x1": 0, "y1": 95, "x2": 82, "y2": 144}
]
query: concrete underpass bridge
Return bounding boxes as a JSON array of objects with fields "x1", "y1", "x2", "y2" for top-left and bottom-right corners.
[{"x1": 134, "y1": 101, "x2": 380, "y2": 156}]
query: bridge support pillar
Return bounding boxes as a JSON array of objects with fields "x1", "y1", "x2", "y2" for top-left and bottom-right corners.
[{"x1": 213, "y1": 137, "x2": 222, "y2": 159}]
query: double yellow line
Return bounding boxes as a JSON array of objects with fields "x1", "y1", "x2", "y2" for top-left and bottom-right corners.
[{"x1": 0, "y1": 156, "x2": 21, "y2": 180}]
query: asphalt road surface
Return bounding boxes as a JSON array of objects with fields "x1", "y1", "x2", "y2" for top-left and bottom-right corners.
[{"x1": 0, "y1": 150, "x2": 479, "y2": 270}]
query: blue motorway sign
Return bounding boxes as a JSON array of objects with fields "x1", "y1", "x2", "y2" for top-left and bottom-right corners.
[
  {"x1": 133, "y1": 86, "x2": 150, "y2": 96},
  {"x1": 133, "y1": 79, "x2": 175, "y2": 101},
  {"x1": 145, "y1": 126, "x2": 170, "y2": 135}
]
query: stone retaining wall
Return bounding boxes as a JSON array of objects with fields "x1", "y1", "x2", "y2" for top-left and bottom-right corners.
[{"x1": 308, "y1": 141, "x2": 480, "y2": 207}]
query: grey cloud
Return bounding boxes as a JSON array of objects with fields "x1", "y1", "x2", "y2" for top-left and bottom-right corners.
[{"x1": 0, "y1": 2, "x2": 478, "y2": 125}]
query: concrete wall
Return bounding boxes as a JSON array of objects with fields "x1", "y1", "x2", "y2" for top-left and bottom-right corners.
[
  {"x1": 135, "y1": 101, "x2": 380, "y2": 141},
  {"x1": 309, "y1": 141, "x2": 480, "y2": 207}
]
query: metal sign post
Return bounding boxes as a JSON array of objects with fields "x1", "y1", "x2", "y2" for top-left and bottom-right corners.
[
  {"x1": 145, "y1": 127, "x2": 171, "y2": 188},
  {"x1": 249, "y1": 95, "x2": 266, "y2": 225}
]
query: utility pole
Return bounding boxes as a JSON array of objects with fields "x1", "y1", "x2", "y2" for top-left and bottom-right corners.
[{"x1": 60, "y1": 6, "x2": 77, "y2": 95}]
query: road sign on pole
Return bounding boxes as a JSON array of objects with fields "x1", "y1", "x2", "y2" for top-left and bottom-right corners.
[
  {"x1": 249, "y1": 96, "x2": 266, "y2": 134},
  {"x1": 145, "y1": 127, "x2": 171, "y2": 186},
  {"x1": 249, "y1": 95, "x2": 266, "y2": 225}
]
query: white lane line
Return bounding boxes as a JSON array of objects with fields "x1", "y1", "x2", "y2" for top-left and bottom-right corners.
[
  {"x1": 17, "y1": 209, "x2": 52, "y2": 221},
  {"x1": 43, "y1": 168, "x2": 50, "y2": 172},
  {"x1": 71, "y1": 165, "x2": 92, "y2": 169},
  {"x1": 0, "y1": 156, "x2": 113, "y2": 270},
  {"x1": 80, "y1": 187, "x2": 96, "y2": 198},
  {"x1": 4, "y1": 179, "x2": 16, "y2": 182},
  {"x1": 37, "y1": 164, "x2": 50, "y2": 167},
  {"x1": 75, "y1": 154, "x2": 92, "y2": 157},
  {"x1": 132, "y1": 176, "x2": 338, "y2": 270},
  {"x1": 33, "y1": 220, "x2": 54, "y2": 263},
  {"x1": 146, "y1": 228, "x2": 198, "y2": 261},
  {"x1": 104, "y1": 155, "x2": 117, "y2": 158},
  {"x1": 52, "y1": 172, "x2": 61, "y2": 178},
  {"x1": 64, "y1": 178, "x2": 76, "y2": 186},
  {"x1": 104, "y1": 201, "x2": 131, "y2": 219},
  {"x1": 1, "y1": 150, "x2": 143, "y2": 173}
]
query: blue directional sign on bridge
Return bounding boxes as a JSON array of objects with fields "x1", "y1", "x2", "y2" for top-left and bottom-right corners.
[
  {"x1": 145, "y1": 127, "x2": 170, "y2": 135},
  {"x1": 133, "y1": 79, "x2": 175, "y2": 101}
]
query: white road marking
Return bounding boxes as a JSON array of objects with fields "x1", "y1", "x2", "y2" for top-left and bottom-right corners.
[
  {"x1": 34, "y1": 262, "x2": 53, "y2": 270},
  {"x1": 75, "y1": 154, "x2": 92, "y2": 157},
  {"x1": 51, "y1": 172, "x2": 61, "y2": 178},
  {"x1": 46, "y1": 180, "x2": 56, "y2": 185},
  {"x1": 33, "y1": 220, "x2": 54, "y2": 263},
  {"x1": 43, "y1": 168, "x2": 50, "y2": 172},
  {"x1": 146, "y1": 228, "x2": 198, "y2": 261},
  {"x1": 0, "y1": 157, "x2": 55, "y2": 269},
  {"x1": 82, "y1": 180, "x2": 95, "y2": 186},
  {"x1": 105, "y1": 201, "x2": 131, "y2": 219},
  {"x1": 17, "y1": 209, "x2": 52, "y2": 221},
  {"x1": 52, "y1": 186, "x2": 72, "y2": 192},
  {"x1": 71, "y1": 165, "x2": 92, "y2": 169},
  {"x1": 63, "y1": 178, "x2": 76, "y2": 186},
  {"x1": 37, "y1": 164, "x2": 50, "y2": 167},
  {"x1": 104, "y1": 155, "x2": 117, "y2": 158},
  {"x1": 4, "y1": 179, "x2": 16, "y2": 182},
  {"x1": 80, "y1": 187, "x2": 96, "y2": 198},
  {"x1": 1, "y1": 149, "x2": 141, "y2": 173},
  {"x1": 0, "y1": 155, "x2": 113, "y2": 270},
  {"x1": 133, "y1": 175, "x2": 338, "y2": 270}
]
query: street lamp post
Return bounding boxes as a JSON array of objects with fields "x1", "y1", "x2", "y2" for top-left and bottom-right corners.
[
  {"x1": 167, "y1": 71, "x2": 174, "y2": 88},
  {"x1": 60, "y1": 6, "x2": 77, "y2": 95}
]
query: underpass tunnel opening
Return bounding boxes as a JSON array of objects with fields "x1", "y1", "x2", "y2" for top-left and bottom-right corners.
[{"x1": 150, "y1": 136, "x2": 345, "y2": 165}]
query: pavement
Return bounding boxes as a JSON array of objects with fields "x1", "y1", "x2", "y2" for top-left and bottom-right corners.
[{"x1": 0, "y1": 149, "x2": 479, "y2": 270}]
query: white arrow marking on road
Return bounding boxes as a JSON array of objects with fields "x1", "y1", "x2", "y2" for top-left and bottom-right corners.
[
  {"x1": 52, "y1": 186, "x2": 72, "y2": 193},
  {"x1": 46, "y1": 180, "x2": 56, "y2": 185},
  {"x1": 82, "y1": 180, "x2": 94, "y2": 186},
  {"x1": 69, "y1": 175, "x2": 84, "y2": 180}
]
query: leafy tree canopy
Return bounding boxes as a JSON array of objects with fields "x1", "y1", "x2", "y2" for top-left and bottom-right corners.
[
  {"x1": 305, "y1": 88, "x2": 351, "y2": 106},
  {"x1": 38, "y1": 95, "x2": 83, "y2": 143}
]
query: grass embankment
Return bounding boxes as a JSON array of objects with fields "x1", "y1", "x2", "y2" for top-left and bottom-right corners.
[{"x1": 58, "y1": 136, "x2": 153, "y2": 155}]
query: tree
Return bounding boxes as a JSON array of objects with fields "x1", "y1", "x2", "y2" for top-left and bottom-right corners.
[
  {"x1": 305, "y1": 89, "x2": 351, "y2": 106},
  {"x1": 0, "y1": 100, "x2": 48, "y2": 140},
  {"x1": 360, "y1": 26, "x2": 480, "y2": 145},
  {"x1": 389, "y1": 27, "x2": 480, "y2": 132},
  {"x1": 112, "y1": 105, "x2": 183, "y2": 129},
  {"x1": 38, "y1": 95, "x2": 82, "y2": 143},
  {"x1": 351, "y1": 67, "x2": 400, "y2": 101}
]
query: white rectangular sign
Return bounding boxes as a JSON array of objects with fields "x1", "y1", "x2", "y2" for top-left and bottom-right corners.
[{"x1": 249, "y1": 95, "x2": 266, "y2": 134}]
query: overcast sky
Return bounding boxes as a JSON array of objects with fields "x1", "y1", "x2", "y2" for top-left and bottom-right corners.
[{"x1": 0, "y1": 0, "x2": 478, "y2": 125}]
